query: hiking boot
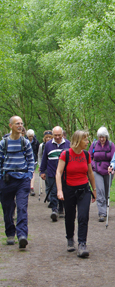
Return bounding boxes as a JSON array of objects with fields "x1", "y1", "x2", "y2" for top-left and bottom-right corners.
[
  {"x1": 51, "y1": 210, "x2": 58, "y2": 222},
  {"x1": 99, "y1": 215, "x2": 106, "y2": 222},
  {"x1": 7, "y1": 236, "x2": 15, "y2": 245},
  {"x1": 30, "y1": 188, "x2": 35, "y2": 196},
  {"x1": 67, "y1": 238, "x2": 75, "y2": 252},
  {"x1": 19, "y1": 236, "x2": 28, "y2": 249},
  {"x1": 77, "y1": 243, "x2": 89, "y2": 258}
]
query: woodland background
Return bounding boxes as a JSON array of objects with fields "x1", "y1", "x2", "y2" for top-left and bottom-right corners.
[{"x1": 1, "y1": 0, "x2": 115, "y2": 142}]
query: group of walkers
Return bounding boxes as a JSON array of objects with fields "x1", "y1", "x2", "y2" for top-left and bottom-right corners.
[{"x1": 0, "y1": 115, "x2": 115, "y2": 259}]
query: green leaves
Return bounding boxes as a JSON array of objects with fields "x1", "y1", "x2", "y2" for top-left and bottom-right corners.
[{"x1": 1, "y1": 0, "x2": 115, "y2": 141}]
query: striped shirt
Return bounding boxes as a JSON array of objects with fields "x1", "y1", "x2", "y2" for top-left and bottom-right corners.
[
  {"x1": 0, "y1": 137, "x2": 34, "y2": 179},
  {"x1": 40, "y1": 138, "x2": 70, "y2": 177}
]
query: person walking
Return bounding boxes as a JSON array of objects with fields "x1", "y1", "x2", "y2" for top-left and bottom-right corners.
[
  {"x1": 26, "y1": 129, "x2": 39, "y2": 196},
  {"x1": 38, "y1": 130, "x2": 53, "y2": 202},
  {"x1": 56, "y1": 130, "x2": 96, "y2": 258},
  {"x1": 0, "y1": 116, "x2": 34, "y2": 248},
  {"x1": 40, "y1": 126, "x2": 70, "y2": 222},
  {"x1": 89, "y1": 126, "x2": 115, "y2": 222}
]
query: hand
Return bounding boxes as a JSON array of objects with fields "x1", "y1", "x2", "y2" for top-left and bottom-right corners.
[
  {"x1": 91, "y1": 189, "x2": 96, "y2": 203},
  {"x1": 57, "y1": 190, "x2": 64, "y2": 200},
  {"x1": 108, "y1": 166, "x2": 114, "y2": 174},
  {"x1": 40, "y1": 173, "x2": 46, "y2": 180}
]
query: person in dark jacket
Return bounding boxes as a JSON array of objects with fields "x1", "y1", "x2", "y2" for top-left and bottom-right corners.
[
  {"x1": 89, "y1": 126, "x2": 115, "y2": 222},
  {"x1": 26, "y1": 129, "x2": 40, "y2": 196},
  {"x1": 40, "y1": 126, "x2": 70, "y2": 222}
]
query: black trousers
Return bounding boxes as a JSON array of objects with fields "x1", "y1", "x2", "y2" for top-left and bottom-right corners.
[{"x1": 63, "y1": 183, "x2": 91, "y2": 244}]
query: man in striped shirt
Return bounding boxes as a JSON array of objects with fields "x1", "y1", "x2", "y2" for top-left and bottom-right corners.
[
  {"x1": 0, "y1": 116, "x2": 34, "y2": 248},
  {"x1": 40, "y1": 126, "x2": 70, "y2": 222}
]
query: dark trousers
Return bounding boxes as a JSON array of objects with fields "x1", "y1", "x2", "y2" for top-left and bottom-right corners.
[
  {"x1": 63, "y1": 184, "x2": 91, "y2": 244},
  {"x1": 48, "y1": 177, "x2": 58, "y2": 211},
  {"x1": 1, "y1": 177, "x2": 30, "y2": 239}
]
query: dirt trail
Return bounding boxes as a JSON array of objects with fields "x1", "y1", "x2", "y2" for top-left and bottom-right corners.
[{"x1": 0, "y1": 174, "x2": 115, "y2": 287}]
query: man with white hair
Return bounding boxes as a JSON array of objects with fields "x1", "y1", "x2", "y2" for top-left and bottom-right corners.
[{"x1": 40, "y1": 126, "x2": 70, "y2": 222}]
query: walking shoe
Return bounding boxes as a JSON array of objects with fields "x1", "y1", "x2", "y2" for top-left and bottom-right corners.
[
  {"x1": 30, "y1": 188, "x2": 35, "y2": 196},
  {"x1": 19, "y1": 236, "x2": 28, "y2": 249},
  {"x1": 67, "y1": 238, "x2": 75, "y2": 252},
  {"x1": 7, "y1": 236, "x2": 15, "y2": 245},
  {"x1": 77, "y1": 243, "x2": 89, "y2": 258},
  {"x1": 51, "y1": 210, "x2": 58, "y2": 222},
  {"x1": 99, "y1": 215, "x2": 106, "y2": 222}
]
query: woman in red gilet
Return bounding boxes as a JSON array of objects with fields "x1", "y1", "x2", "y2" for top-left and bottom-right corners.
[{"x1": 56, "y1": 130, "x2": 96, "y2": 258}]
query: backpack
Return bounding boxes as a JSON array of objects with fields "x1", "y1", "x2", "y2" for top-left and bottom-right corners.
[
  {"x1": 2, "y1": 136, "x2": 27, "y2": 159},
  {"x1": 92, "y1": 140, "x2": 112, "y2": 159},
  {"x1": 63, "y1": 149, "x2": 89, "y2": 184}
]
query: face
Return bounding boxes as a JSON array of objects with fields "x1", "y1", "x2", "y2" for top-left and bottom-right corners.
[
  {"x1": 9, "y1": 117, "x2": 24, "y2": 134},
  {"x1": 53, "y1": 128, "x2": 63, "y2": 144},
  {"x1": 99, "y1": 136, "x2": 106, "y2": 146},
  {"x1": 28, "y1": 135, "x2": 34, "y2": 143},
  {"x1": 45, "y1": 135, "x2": 52, "y2": 142},
  {"x1": 79, "y1": 137, "x2": 89, "y2": 150}
]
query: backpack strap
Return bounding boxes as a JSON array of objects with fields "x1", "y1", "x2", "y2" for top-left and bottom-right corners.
[
  {"x1": 83, "y1": 150, "x2": 89, "y2": 164},
  {"x1": 2, "y1": 137, "x2": 8, "y2": 156},
  {"x1": 109, "y1": 140, "x2": 112, "y2": 150},
  {"x1": 64, "y1": 149, "x2": 69, "y2": 184},
  {"x1": 20, "y1": 136, "x2": 26, "y2": 151}
]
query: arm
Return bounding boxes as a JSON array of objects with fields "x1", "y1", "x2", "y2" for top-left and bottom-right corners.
[
  {"x1": 108, "y1": 152, "x2": 115, "y2": 174},
  {"x1": 26, "y1": 140, "x2": 34, "y2": 179},
  {"x1": 56, "y1": 159, "x2": 65, "y2": 201},
  {"x1": 38, "y1": 143, "x2": 43, "y2": 168},
  {"x1": 40, "y1": 145, "x2": 48, "y2": 180},
  {"x1": 87, "y1": 163, "x2": 96, "y2": 203}
]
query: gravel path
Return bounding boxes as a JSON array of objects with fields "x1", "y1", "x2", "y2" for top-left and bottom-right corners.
[{"x1": 0, "y1": 174, "x2": 115, "y2": 287}]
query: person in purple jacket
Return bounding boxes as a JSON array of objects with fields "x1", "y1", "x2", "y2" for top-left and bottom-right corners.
[
  {"x1": 40, "y1": 126, "x2": 70, "y2": 222},
  {"x1": 89, "y1": 126, "x2": 115, "y2": 222}
]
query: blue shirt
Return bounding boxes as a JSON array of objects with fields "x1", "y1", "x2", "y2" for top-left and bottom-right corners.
[{"x1": 0, "y1": 137, "x2": 34, "y2": 179}]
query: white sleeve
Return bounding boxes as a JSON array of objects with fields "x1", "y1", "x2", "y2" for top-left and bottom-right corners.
[
  {"x1": 110, "y1": 152, "x2": 115, "y2": 170},
  {"x1": 38, "y1": 143, "x2": 43, "y2": 167}
]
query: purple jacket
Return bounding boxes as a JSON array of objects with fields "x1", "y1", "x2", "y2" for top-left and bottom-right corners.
[{"x1": 89, "y1": 140, "x2": 115, "y2": 175}]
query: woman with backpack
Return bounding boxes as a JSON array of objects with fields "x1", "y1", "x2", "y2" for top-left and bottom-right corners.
[
  {"x1": 89, "y1": 126, "x2": 115, "y2": 222},
  {"x1": 56, "y1": 130, "x2": 96, "y2": 258}
]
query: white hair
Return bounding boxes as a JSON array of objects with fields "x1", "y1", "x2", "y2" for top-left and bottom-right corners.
[
  {"x1": 26, "y1": 129, "x2": 35, "y2": 137},
  {"x1": 97, "y1": 127, "x2": 109, "y2": 139}
]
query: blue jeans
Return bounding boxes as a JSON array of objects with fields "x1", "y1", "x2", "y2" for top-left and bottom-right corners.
[
  {"x1": 1, "y1": 177, "x2": 30, "y2": 239},
  {"x1": 63, "y1": 183, "x2": 91, "y2": 243}
]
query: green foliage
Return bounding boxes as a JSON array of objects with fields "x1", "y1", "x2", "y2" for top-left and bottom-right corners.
[
  {"x1": 110, "y1": 176, "x2": 115, "y2": 202},
  {"x1": 1, "y1": 0, "x2": 115, "y2": 141}
]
